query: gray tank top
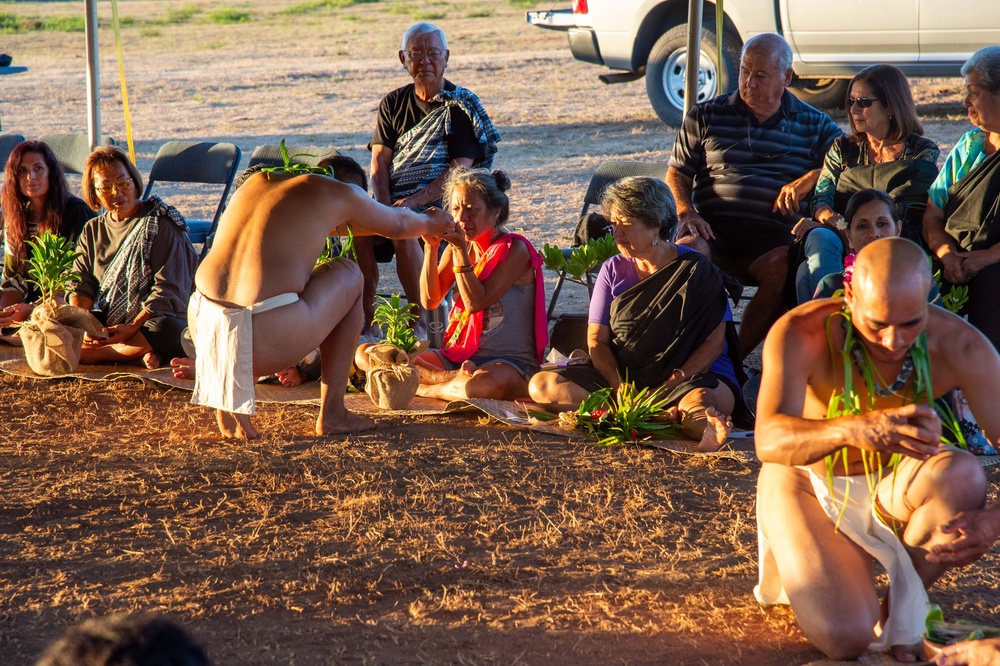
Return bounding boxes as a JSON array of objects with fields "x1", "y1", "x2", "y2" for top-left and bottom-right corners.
[{"x1": 474, "y1": 282, "x2": 537, "y2": 368}]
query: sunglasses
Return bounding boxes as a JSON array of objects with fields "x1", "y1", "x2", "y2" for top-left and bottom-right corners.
[
  {"x1": 848, "y1": 97, "x2": 881, "y2": 109},
  {"x1": 95, "y1": 177, "x2": 134, "y2": 195}
]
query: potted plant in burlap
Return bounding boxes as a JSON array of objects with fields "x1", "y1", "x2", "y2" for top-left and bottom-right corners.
[
  {"x1": 17, "y1": 231, "x2": 106, "y2": 376},
  {"x1": 364, "y1": 294, "x2": 428, "y2": 410}
]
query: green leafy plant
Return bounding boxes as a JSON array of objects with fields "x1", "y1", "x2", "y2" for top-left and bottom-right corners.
[
  {"x1": 933, "y1": 268, "x2": 970, "y2": 313},
  {"x1": 542, "y1": 234, "x2": 620, "y2": 280},
  {"x1": 373, "y1": 294, "x2": 418, "y2": 354},
  {"x1": 24, "y1": 232, "x2": 82, "y2": 303},
  {"x1": 559, "y1": 380, "x2": 681, "y2": 447}
]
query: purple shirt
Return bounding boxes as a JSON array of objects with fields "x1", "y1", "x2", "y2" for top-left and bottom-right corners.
[{"x1": 589, "y1": 248, "x2": 737, "y2": 386}]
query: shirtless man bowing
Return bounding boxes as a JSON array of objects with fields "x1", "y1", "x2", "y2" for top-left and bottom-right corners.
[
  {"x1": 190, "y1": 164, "x2": 451, "y2": 439},
  {"x1": 754, "y1": 237, "x2": 1000, "y2": 661}
]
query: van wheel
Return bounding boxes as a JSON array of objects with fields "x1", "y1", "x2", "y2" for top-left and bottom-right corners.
[
  {"x1": 645, "y1": 22, "x2": 741, "y2": 127},
  {"x1": 788, "y1": 78, "x2": 849, "y2": 109}
]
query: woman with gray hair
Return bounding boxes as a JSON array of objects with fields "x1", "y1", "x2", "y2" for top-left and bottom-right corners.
[
  {"x1": 529, "y1": 176, "x2": 745, "y2": 451},
  {"x1": 357, "y1": 166, "x2": 547, "y2": 400},
  {"x1": 923, "y1": 45, "x2": 1000, "y2": 351}
]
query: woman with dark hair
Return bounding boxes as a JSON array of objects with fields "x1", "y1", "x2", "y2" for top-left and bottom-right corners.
[
  {"x1": 812, "y1": 64, "x2": 939, "y2": 234},
  {"x1": 529, "y1": 176, "x2": 744, "y2": 451},
  {"x1": 0, "y1": 140, "x2": 95, "y2": 326},
  {"x1": 69, "y1": 146, "x2": 197, "y2": 366},
  {"x1": 924, "y1": 45, "x2": 1000, "y2": 351},
  {"x1": 356, "y1": 166, "x2": 547, "y2": 400}
]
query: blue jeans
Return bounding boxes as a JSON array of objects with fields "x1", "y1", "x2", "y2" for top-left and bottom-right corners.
[{"x1": 795, "y1": 227, "x2": 845, "y2": 304}]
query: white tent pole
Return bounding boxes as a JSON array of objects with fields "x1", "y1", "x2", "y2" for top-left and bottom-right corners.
[
  {"x1": 683, "y1": 0, "x2": 704, "y2": 117},
  {"x1": 85, "y1": 0, "x2": 101, "y2": 149}
]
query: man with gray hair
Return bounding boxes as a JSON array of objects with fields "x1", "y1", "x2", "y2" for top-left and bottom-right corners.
[
  {"x1": 364, "y1": 22, "x2": 501, "y2": 334},
  {"x1": 667, "y1": 33, "x2": 843, "y2": 358}
]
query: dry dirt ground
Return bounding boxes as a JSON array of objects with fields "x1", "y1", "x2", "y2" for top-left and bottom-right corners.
[{"x1": 2, "y1": 1, "x2": 999, "y2": 664}]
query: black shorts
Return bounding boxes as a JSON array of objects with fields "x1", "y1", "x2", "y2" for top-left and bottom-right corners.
[{"x1": 706, "y1": 221, "x2": 794, "y2": 284}]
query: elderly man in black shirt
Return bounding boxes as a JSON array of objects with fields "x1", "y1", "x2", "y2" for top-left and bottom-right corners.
[
  {"x1": 364, "y1": 22, "x2": 500, "y2": 334},
  {"x1": 667, "y1": 33, "x2": 843, "y2": 358}
]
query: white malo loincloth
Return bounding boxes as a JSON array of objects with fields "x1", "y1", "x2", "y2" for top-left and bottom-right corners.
[
  {"x1": 754, "y1": 467, "x2": 928, "y2": 650},
  {"x1": 188, "y1": 290, "x2": 300, "y2": 414}
]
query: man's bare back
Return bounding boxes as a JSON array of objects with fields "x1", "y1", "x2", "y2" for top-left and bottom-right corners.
[{"x1": 190, "y1": 168, "x2": 452, "y2": 439}]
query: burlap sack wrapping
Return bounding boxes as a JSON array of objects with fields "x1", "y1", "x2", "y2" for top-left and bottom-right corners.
[
  {"x1": 18, "y1": 303, "x2": 107, "y2": 376},
  {"x1": 365, "y1": 343, "x2": 419, "y2": 410}
]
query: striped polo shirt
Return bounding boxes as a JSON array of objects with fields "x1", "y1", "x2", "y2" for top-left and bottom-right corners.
[{"x1": 670, "y1": 90, "x2": 843, "y2": 234}]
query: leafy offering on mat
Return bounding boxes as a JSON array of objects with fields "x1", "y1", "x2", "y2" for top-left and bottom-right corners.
[
  {"x1": 925, "y1": 604, "x2": 1000, "y2": 646},
  {"x1": 25, "y1": 231, "x2": 82, "y2": 302},
  {"x1": 542, "y1": 234, "x2": 620, "y2": 280},
  {"x1": 559, "y1": 380, "x2": 680, "y2": 446},
  {"x1": 373, "y1": 294, "x2": 418, "y2": 354}
]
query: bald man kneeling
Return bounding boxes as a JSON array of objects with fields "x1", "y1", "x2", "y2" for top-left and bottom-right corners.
[
  {"x1": 753, "y1": 237, "x2": 1000, "y2": 662},
  {"x1": 191, "y1": 162, "x2": 451, "y2": 440}
]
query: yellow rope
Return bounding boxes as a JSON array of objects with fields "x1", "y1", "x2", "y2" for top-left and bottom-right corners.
[{"x1": 110, "y1": 0, "x2": 135, "y2": 163}]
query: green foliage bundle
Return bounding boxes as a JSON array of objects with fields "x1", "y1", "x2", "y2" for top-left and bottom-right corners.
[
  {"x1": 373, "y1": 294, "x2": 418, "y2": 354},
  {"x1": 932, "y1": 268, "x2": 970, "y2": 313},
  {"x1": 261, "y1": 139, "x2": 335, "y2": 178},
  {"x1": 542, "y1": 234, "x2": 620, "y2": 280},
  {"x1": 24, "y1": 232, "x2": 82, "y2": 303},
  {"x1": 559, "y1": 381, "x2": 680, "y2": 447}
]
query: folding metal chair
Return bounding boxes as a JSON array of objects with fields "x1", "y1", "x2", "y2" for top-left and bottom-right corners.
[
  {"x1": 546, "y1": 159, "x2": 669, "y2": 319},
  {"x1": 38, "y1": 133, "x2": 116, "y2": 174},
  {"x1": 247, "y1": 144, "x2": 339, "y2": 169},
  {"x1": 0, "y1": 132, "x2": 26, "y2": 174},
  {"x1": 141, "y1": 140, "x2": 242, "y2": 256}
]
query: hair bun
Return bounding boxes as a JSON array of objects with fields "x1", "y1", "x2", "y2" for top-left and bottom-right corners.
[{"x1": 492, "y1": 170, "x2": 510, "y2": 193}]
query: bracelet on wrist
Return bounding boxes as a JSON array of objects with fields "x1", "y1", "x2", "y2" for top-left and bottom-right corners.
[
  {"x1": 672, "y1": 368, "x2": 686, "y2": 380},
  {"x1": 452, "y1": 264, "x2": 474, "y2": 274}
]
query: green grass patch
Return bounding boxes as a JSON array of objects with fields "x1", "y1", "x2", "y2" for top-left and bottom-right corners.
[
  {"x1": 208, "y1": 6, "x2": 253, "y2": 24},
  {"x1": 411, "y1": 10, "x2": 445, "y2": 20},
  {"x1": 0, "y1": 12, "x2": 21, "y2": 32},
  {"x1": 153, "y1": 4, "x2": 201, "y2": 25},
  {"x1": 466, "y1": 8, "x2": 493, "y2": 18},
  {"x1": 505, "y1": 0, "x2": 536, "y2": 7},
  {"x1": 277, "y1": 0, "x2": 378, "y2": 15}
]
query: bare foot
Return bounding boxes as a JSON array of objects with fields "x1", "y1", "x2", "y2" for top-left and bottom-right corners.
[
  {"x1": 696, "y1": 406, "x2": 733, "y2": 452},
  {"x1": 170, "y1": 357, "x2": 194, "y2": 380},
  {"x1": 217, "y1": 409, "x2": 259, "y2": 440},
  {"x1": 275, "y1": 366, "x2": 305, "y2": 387},
  {"x1": 417, "y1": 364, "x2": 460, "y2": 384},
  {"x1": 316, "y1": 408, "x2": 376, "y2": 436},
  {"x1": 889, "y1": 642, "x2": 922, "y2": 663},
  {"x1": 142, "y1": 352, "x2": 161, "y2": 369}
]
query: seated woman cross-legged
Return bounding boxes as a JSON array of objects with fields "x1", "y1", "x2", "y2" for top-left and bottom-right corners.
[
  {"x1": 356, "y1": 167, "x2": 547, "y2": 400},
  {"x1": 70, "y1": 146, "x2": 198, "y2": 367},
  {"x1": 528, "y1": 177, "x2": 744, "y2": 451}
]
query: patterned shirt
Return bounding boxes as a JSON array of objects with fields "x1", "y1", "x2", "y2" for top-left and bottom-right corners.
[
  {"x1": 928, "y1": 128, "x2": 989, "y2": 210},
  {"x1": 670, "y1": 90, "x2": 843, "y2": 233}
]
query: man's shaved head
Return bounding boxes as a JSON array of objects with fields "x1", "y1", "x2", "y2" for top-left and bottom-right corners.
[
  {"x1": 847, "y1": 237, "x2": 932, "y2": 362},
  {"x1": 852, "y1": 237, "x2": 932, "y2": 299}
]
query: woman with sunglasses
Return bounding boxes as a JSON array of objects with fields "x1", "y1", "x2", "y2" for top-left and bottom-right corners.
[
  {"x1": 69, "y1": 146, "x2": 198, "y2": 367},
  {"x1": 0, "y1": 140, "x2": 95, "y2": 328},
  {"x1": 811, "y1": 64, "x2": 939, "y2": 240}
]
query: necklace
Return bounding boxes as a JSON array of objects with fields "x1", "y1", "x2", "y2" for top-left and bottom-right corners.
[{"x1": 849, "y1": 345, "x2": 914, "y2": 397}]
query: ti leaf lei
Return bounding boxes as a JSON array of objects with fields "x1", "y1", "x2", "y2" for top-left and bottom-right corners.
[{"x1": 824, "y1": 307, "x2": 965, "y2": 531}]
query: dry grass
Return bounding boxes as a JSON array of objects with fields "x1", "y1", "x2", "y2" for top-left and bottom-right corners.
[{"x1": 2, "y1": 371, "x2": 998, "y2": 664}]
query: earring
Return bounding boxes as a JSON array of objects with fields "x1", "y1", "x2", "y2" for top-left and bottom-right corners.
[{"x1": 652, "y1": 238, "x2": 659, "y2": 246}]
